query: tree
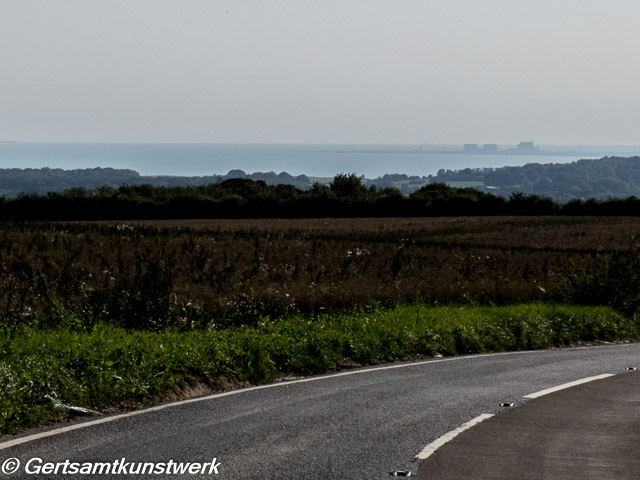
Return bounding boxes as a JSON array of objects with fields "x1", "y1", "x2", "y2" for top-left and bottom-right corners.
[{"x1": 329, "y1": 173, "x2": 369, "y2": 201}]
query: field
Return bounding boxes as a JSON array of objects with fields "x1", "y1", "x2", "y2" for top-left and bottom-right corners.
[
  {"x1": 2, "y1": 216, "x2": 638, "y2": 330},
  {"x1": 2, "y1": 216, "x2": 640, "y2": 434}
]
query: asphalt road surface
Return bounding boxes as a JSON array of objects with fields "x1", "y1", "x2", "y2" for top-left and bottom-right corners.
[
  {"x1": 1, "y1": 343, "x2": 639, "y2": 479},
  {"x1": 416, "y1": 370, "x2": 640, "y2": 479}
]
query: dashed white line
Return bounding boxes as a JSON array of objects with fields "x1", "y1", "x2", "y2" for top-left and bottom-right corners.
[
  {"x1": 416, "y1": 373, "x2": 618, "y2": 461},
  {"x1": 523, "y1": 373, "x2": 615, "y2": 399},
  {"x1": 416, "y1": 414, "x2": 495, "y2": 460}
]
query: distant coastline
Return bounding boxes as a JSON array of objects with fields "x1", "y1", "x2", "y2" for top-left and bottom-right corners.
[
  {"x1": 2, "y1": 154, "x2": 640, "y2": 201},
  {"x1": 0, "y1": 142, "x2": 634, "y2": 179},
  {"x1": 297, "y1": 141, "x2": 594, "y2": 157},
  {"x1": 296, "y1": 149, "x2": 587, "y2": 156}
]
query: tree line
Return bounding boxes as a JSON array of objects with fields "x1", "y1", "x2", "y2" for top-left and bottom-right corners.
[
  {"x1": 0, "y1": 167, "x2": 313, "y2": 197},
  {"x1": 431, "y1": 156, "x2": 640, "y2": 202},
  {"x1": 0, "y1": 173, "x2": 639, "y2": 220}
]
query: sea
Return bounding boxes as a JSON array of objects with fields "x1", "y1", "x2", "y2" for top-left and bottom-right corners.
[{"x1": 1, "y1": 142, "x2": 639, "y2": 179}]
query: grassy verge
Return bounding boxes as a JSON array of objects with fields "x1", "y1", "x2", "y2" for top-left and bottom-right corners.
[{"x1": 1, "y1": 303, "x2": 637, "y2": 435}]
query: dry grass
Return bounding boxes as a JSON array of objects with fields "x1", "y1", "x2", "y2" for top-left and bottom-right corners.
[{"x1": 3, "y1": 216, "x2": 640, "y2": 330}]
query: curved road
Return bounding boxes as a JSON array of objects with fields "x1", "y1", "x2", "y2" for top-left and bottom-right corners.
[
  {"x1": 1, "y1": 343, "x2": 639, "y2": 479},
  {"x1": 416, "y1": 370, "x2": 640, "y2": 479}
]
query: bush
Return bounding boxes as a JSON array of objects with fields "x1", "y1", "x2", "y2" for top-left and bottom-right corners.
[{"x1": 552, "y1": 252, "x2": 640, "y2": 317}]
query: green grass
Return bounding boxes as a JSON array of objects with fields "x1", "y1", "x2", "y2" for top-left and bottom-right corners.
[{"x1": 1, "y1": 303, "x2": 637, "y2": 435}]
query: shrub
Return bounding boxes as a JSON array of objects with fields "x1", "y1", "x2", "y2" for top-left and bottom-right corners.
[{"x1": 552, "y1": 252, "x2": 640, "y2": 317}]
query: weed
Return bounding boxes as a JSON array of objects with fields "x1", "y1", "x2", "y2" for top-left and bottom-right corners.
[{"x1": 1, "y1": 303, "x2": 635, "y2": 434}]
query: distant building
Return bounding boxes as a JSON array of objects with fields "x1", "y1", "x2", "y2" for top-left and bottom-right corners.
[
  {"x1": 482, "y1": 144, "x2": 498, "y2": 152},
  {"x1": 517, "y1": 141, "x2": 535, "y2": 151},
  {"x1": 463, "y1": 144, "x2": 479, "y2": 152}
]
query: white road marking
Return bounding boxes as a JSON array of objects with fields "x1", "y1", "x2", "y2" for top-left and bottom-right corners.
[
  {"x1": 523, "y1": 373, "x2": 615, "y2": 399},
  {"x1": 416, "y1": 414, "x2": 495, "y2": 460},
  {"x1": 0, "y1": 350, "x2": 544, "y2": 451}
]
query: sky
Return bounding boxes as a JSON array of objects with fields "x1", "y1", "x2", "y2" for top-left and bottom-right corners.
[{"x1": 1, "y1": 0, "x2": 639, "y2": 145}]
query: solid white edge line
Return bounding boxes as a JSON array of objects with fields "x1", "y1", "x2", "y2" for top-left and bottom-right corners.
[
  {"x1": 416, "y1": 414, "x2": 495, "y2": 460},
  {"x1": 523, "y1": 373, "x2": 615, "y2": 399},
  {"x1": 0, "y1": 350, "x2": 542, "y2": 451}
]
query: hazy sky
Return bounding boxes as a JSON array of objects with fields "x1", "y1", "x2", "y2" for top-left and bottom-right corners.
[{"x1": 1, "y1": 0, "x2": 639, "y2": 144}]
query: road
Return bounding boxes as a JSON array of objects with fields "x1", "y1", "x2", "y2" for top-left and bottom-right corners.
[
  {"x1": 1, "y1": 343, "x2": 638, "y2": 479},
  {"x1": 416, "y1": 371, "x2": 640, "y2": 479}
]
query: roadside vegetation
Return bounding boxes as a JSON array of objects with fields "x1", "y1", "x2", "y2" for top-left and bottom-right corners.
[
  {"x1": 1, "y1": 304, "x2": 634, "y2": 434},
  {"x1": 2, "y1": 216, "x2": 640, "y2": 434}
]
